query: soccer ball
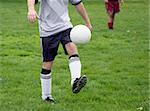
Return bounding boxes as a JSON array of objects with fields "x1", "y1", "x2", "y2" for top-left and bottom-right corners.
[{"x1": 70, "y1": 25, "x2": 91, "y2": 44}]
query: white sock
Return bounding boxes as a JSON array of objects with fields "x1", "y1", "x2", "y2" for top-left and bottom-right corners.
[
  {"x1": 40, "y1": 73, "x2": 52, "y2": 100},
  {"x1": 69, "y1": 56, "x2": 81, "y2": 85}
]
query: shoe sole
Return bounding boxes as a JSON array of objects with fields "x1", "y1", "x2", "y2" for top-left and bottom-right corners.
[
  {"x1": 44, "y1": 99, "x2": 55, "y2": 104},
  {"x1": 73, "y1": 75, "x2": 87, "y2": 94},
  {"x1": 43, "y1": 97, "x2": 55, "y2": 103}
]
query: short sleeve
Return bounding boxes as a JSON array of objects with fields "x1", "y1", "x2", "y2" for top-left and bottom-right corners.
[{"x1": 70, "y1": 0, "x2": 82, "y2": 5}]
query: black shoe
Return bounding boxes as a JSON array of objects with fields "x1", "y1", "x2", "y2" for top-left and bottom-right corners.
[
  {"x1": 72, "y1": 75, "x2": 87, "y2": 94},
  {"x1": 44, "y1": 97, "x2": 55, "y2": 103}
]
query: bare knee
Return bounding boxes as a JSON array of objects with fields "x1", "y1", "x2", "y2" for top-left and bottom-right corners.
[
  {"x1": 42, "y1": 61, "x2": 53, "y2": 70},
  {"x1": 65, "y1": 42, "x2": 78, "y2": 56}
]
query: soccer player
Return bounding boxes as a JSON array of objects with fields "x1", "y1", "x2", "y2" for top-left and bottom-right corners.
[
  {"x1": 104, "y1": 0, "x2": 123, "y2": 29},
  {"x1": 27, "y1": 0, "x2": 92, "y2": 102}
]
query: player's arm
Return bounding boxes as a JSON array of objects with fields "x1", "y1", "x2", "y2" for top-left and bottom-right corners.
[
  {"x1": 27, "y1": 0, "x2": 38, "y2": 23},
  {"x1": 75, "y1": 2, "x2": 93, "y2": 31}
]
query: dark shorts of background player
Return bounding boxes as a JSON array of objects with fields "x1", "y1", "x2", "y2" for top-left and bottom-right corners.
[
  {"x1": 40, "y1": 28, "x2": 72, "y2": 62},
  {"x1": 105, "y1": 1, "x2": 120, "y2": 14}
]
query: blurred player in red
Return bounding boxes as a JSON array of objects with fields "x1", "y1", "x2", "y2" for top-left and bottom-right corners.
[{"x1": 104, "y1": 0, "x2": 123, "y2": 29}]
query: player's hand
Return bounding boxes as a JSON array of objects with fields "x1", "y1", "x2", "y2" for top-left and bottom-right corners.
[
  {"x1": 86, "y1": 23, "x2": 93, "y2": 32},
  {"x1": 27, "y1": 10, "x2": 39, "y2": 23}
]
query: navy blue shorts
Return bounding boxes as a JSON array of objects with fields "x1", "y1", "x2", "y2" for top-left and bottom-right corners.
[{"x1": 40, "y1": 28, "x2": 72, "y2": 62}]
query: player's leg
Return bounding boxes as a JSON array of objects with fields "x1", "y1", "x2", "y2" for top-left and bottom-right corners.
[
  {"x1": 61, "y1": 28, "x2": 87, "y2": 93},
  {"x1": 40, "y1": 36, "x2": 59, "y2": 102},
  {"x1": 108, "y1": 12, "x2": 114, "y2": 29},
  {"x1": 110, "y1": 1, "x2": 120, "y2": 29},
  {"x1": 40, "y1": 61, "x2": 54, "y2": 102},
  {"x1": 65, "y1": 42, "x2": 80, "y2": 84},
  {"x1": 65, "y1": 42, "x2": 87, "y2": 93},
  {"x1": 108, "y1": 1, "x2": 120, "y2": 29},
  {"x1": 105, "y1": 2, "x2": 114, "y2": 29}
]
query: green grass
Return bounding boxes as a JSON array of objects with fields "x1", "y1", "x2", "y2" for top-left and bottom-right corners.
[{"x1": 0, "y1": 0, "x2": 149, "y2": 111}]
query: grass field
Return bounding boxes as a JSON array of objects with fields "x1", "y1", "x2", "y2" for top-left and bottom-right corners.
[{"x1": 0, "y1": 0, "x2": 149, "y2": 111}]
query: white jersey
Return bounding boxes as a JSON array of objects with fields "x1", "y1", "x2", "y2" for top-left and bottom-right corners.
[{"x1": 39, "y1": 0, "x2": 82, "y2": 37}]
